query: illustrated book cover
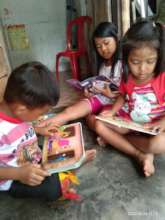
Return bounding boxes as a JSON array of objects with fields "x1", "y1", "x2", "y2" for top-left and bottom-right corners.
[
  {"x1": 66, "y1": 75, "x2": 118, "y2": 91},
  {"x1": 42, "y1": 122, "x2": 86, "y2": 174},
  {"x1": 96, "y1": 116, "x2": 159, "y2": 135}
]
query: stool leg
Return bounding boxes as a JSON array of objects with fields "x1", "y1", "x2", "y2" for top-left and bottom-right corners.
[
  {"x1": 70, "y1": 56, "x2": 79, "y2": 80},
  {"x1": 56, "y1": 54, "x2": 61, "y2": 81}
]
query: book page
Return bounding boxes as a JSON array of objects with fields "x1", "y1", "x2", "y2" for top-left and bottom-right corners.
[
  {"x1": 96, "y1": 116, "x2": 159, "y2": 135},
  {"x1": 42, "y1": 122, "x2": 85, "y2": 174},
  {"x1": 66, "y1": 75, "x2": 112, "y2": 91}
]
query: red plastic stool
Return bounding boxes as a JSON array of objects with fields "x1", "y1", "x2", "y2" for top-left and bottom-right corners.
[{"x1": 56, "y1": 16, "x2": 92, "y2": 80}]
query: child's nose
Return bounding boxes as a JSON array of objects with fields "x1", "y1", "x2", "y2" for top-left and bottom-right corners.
[
  {"x1": 101, "y1": 45, "x2": 107, "y2": 51},
  {"x1": 139, "y1": 63, "x2": 147, "y2": 72}
]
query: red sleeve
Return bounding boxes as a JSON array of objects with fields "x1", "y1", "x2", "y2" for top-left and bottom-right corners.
[
  {"x1": 152, "y1": 72, "x2": 165, "y2": 105},
  {"x1": 119, "y1": 75, "x2": 135, "y2": 97}
]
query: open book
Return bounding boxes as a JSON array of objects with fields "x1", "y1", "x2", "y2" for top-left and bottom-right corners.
[
  {"x1": 96, "y1": 116, "x2": 159, "y2": 135},
  {"x1": 42, "y1": 122, "x2": 86, "y2": 174},
  {"x1": 66, "y1": 75, "x2": 118, "y2": 91}
]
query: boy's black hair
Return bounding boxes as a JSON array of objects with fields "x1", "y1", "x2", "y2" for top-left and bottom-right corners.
[
  {"x1": 121, "y1": 19, "x2": 165, "y2": 82},
  {"x1": 92, "y1": 22, "x2": 120, "y2": 76},
  {"x1": 4, "y1": 61, "x2": 59, "y2": 108}
]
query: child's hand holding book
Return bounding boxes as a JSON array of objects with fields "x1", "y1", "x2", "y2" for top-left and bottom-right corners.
[
  {"x1": 100, "y1": 109, "x2": 115, "y2": 118},
  {"x1": 92, "y1": 82, "x2": 119, "y2": 98},
  {"x1": 144, "y1": 118, "x2": 165, "y2": 133},
  {"x1": 18, "y1": 163, "x2": 50, "y2": 186},
  {"x1": 84, "y1": 87, "x2": 94, "y2": 98}
]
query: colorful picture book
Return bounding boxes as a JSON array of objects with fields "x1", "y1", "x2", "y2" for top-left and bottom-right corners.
[
  {"x1": 96, "y1": 116, "x2": 159, "y2": 135},
  {"x1": 66, "y1": 75, "x2": 118, "y2": 91},
  {"x1": 42, "y1": 122, "x2": 86, "y2": 174}
]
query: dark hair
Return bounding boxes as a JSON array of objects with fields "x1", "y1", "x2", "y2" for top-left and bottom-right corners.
[
  {"x1": 121, "y1": 19, "x2": 165, "y2": 81},
  {"x1": 92, "y1": 22, "x2": 120, "y2": 75},
  {"x1": 4, "y1": 61, "x2": 59, "y2": 108}
]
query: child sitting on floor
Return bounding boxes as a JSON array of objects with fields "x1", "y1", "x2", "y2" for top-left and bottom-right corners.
[
  {"x1": 0, "y1": 61, "x2": 96, "y2": 201},
  {"x1": 35, "y1": 22, "x2": 124, "y2": 139},
  {"x1": 94, "y1": 19, "x2": 165, "y2": 177}
]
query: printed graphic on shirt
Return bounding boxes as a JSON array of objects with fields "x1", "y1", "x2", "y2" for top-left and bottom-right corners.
[
  {"x1": 129, "y1": 84, "x2": 165, "y2": 123},
  {"x1": 0, "y1": 120, "x2": 41, "y2": 190},
  {"x1": 130, "y1": 92, "x2": 156, "y2": 122},
  {"x1": 16, "y1": 127, "x2": 41, "y2": 165}
]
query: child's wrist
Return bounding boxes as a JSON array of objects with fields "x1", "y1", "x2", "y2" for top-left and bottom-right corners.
[
  {"x1": 7, "y1": 167, "x2": 22, "y2": 181},
  {"x1": 111, "y1": 110, "x2": 116, "y2": 116},
  {"x1": 14, "y1": 167, "x2": 23, "y2": 181}
]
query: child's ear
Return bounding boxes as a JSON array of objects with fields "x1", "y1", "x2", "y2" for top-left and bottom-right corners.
[{"x1": 16, "y1": 104, "x2": 28, "y2": 115}]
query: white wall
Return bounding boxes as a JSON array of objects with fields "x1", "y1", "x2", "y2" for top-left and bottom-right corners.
[{"x1": 0, "y1": 0, "x2": 67, "y2": 71}]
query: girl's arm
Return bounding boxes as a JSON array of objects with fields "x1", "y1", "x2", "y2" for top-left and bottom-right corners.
[
  {"x1": 93, "y1": 83, "x2": 119, "y2": 98},
  {"x1": 101, "y1": 94, "x2": 125, "y2": 117},
  {"x1": 34, "y1": 123, "x2": 59, "y2": 136},
  {"x1": 110, "y1": 95, "x2": 125, "y2": 115}
]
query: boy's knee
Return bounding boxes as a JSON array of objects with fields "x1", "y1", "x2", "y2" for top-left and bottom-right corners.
[
  {"x1": 9, "y1": 174, "x2": 62, "y2": 201},
  {"x1": 44, "y1": 175, "x2": 62, "y2": 201}
]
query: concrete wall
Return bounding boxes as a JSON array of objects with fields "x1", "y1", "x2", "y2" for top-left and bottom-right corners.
[
  {"x1": 0, "y1": 29, "x2": 10, "y2": 101},
  {"x1": 0, "y1": 0, "x2": 67, "y2": 71}
]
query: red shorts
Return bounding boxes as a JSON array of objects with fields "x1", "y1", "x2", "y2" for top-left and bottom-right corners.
[
  {"x1": 84, "y1": 97, "x2": 128, "y2": 117},
  {"x1": 84, "y1": 96, "x2": 111, "y2": 114}
]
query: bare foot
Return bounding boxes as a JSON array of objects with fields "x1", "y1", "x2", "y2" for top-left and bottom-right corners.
[
  {"x1": 83, "y1": 149, "x2": 97, "y2": 165},
  {"x1": 143, "y1": 154, "x2": 155, "y2": 177},
  {"x1": 137, "y1": 152, "x2": 155, "y2": 177},
  {"x1": 97, "y1": 136, "x2": 106, "y2": 147}
]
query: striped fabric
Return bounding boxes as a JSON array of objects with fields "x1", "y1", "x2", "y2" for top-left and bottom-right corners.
[
  {"x1": 0, "y1": 112, "x2": 41, "y2": 191},
  {"x1": 128, "y1": 83, "x2": 165, "y2": 123}
]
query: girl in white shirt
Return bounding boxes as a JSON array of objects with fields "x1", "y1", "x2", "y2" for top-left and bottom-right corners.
[{"x1": 36, "y1": 22, "x2": 123, "y2": 136}]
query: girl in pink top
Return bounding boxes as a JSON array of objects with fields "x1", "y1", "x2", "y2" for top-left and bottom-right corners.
[{"x1": 94, "y1": 19, "x2": 165, "y2": 177}]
